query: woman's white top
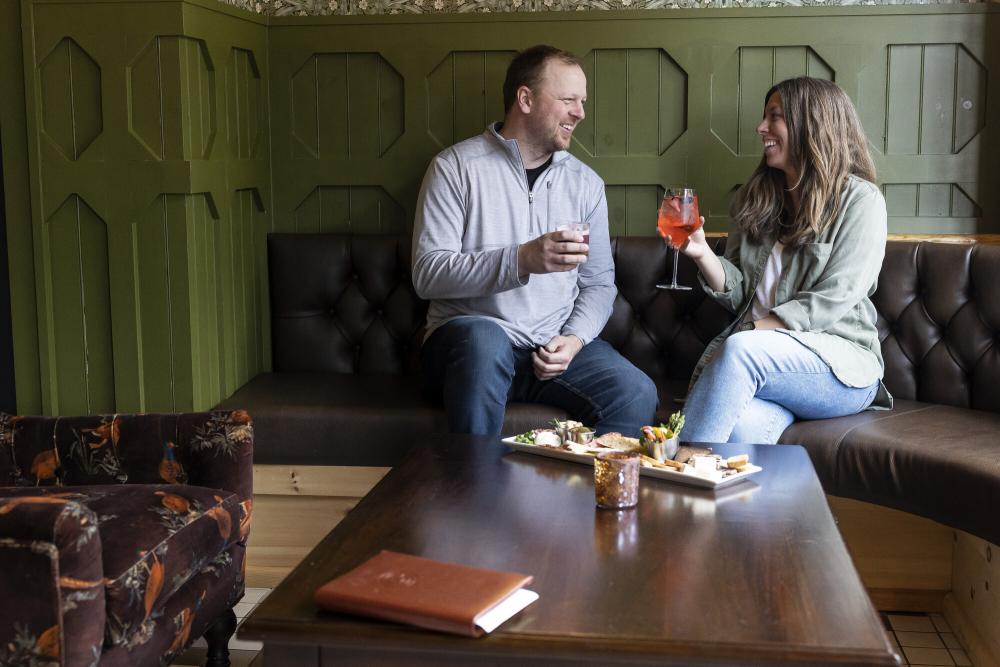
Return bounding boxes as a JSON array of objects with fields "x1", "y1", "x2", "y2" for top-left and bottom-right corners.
[{"x1": 749, "y1": 241, "x2": 785, "y2": 322}]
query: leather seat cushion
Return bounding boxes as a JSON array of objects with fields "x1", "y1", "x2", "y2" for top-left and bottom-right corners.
[
  {"x1": 780, "y1": 399, "x2": 932, "y2": 490},
  {"x1": 217, "y1": 372, "x2": 689, "y2": 465},
  {"x1": 216, "y1": 373, "x2": 446, "y2": 466},
  {"x1": 782, "y1": 399, "x2": 1000, "y2": 544}
]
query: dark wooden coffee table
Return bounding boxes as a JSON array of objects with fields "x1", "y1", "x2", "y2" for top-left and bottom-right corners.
[{"x1": 239, "y1": 435, "x2": 900, "y2": 666}]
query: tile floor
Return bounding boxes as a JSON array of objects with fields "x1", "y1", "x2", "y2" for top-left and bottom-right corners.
[
  {"x1": 172, "y1": 597, "x2": 975, "y2": 667},
  {"x1": 173, "y1": 587, "x2": 269, "y2": 667},
  {"x1": 882, "y1": 612, "x2": 974, "y2": 666}
]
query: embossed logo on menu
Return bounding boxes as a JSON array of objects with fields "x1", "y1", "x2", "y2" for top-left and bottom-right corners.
[{"x1": 378, "y1": 570, "x2": 417, "y2": 587}]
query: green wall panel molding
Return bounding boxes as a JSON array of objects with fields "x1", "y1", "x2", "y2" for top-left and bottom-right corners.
[
  {"x1": 10, "y1": 0, "x2": 999, "y2": 414},
  {"x1": 573, "y1": 48, "x2": 687, "y2": 158},
  {"x1": 884, "y1": 183, "x2": 981, "y2": 218},
  {"x1": 606, "y1": 184, "x2": 665, "y2": 237},
  {"x1": 426, "y1": 50, "x2": 514, "y2": 148},
  {"x1": 42, "y1": 194, "x2": 114, "y2": 414},
  {"x1": 119, "y1": 192, "x2": 222, "y2": 413},
  {"x1": 293, "y1": 185, "x2": 407, "y2": 233},
  {"x1": 881, "y1": 182, "x2": 983, "y2": 234},
  {"x1": 19, "y1": 0, "x2": 270, "y2": 414},
  {"x1": 886, "y1": 43, "x2": 986, "y2": 156},
  {"x1": 221, "y1": 187, "x2": 267, "y2": 396},
  {"x1": 39, "y1": 37, "x2": 103, "y2": 161},
  {"x1": 709, "y1": 45, "x2": 833, "y2": 157},
  {"x1": 128, "y1": 35, "x2": 218, "y2": 161},
  {"x1": 227, "y1": 47, "x2": 266, "y2": 159},
  {"x1": 290, "y1": 52, "x2": 405, "y2": 158}
]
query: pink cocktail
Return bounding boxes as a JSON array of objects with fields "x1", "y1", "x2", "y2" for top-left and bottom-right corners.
[
  {"x1": 656, "y1": 188, "x2": 702, "y2": 290},
  {"x1": 657, "y1": 193, "x2": 701, "y2": 250}
]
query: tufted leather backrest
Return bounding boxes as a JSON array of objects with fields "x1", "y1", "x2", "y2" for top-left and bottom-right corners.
[
  {"x1": 268, "y1": 233, "x2": 1000, "y2": 414},
  {"x1": 602, "y1": 236, "x2": 732, "y2": 385},
  {"x1": 269, "y1": 234, "x2": 427, "y2": 374},
  {"x1": 875, "y1": 241, "x2": 1000, "y2": 411}
]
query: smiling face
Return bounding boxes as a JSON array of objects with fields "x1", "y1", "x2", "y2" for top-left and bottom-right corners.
[
  {"x1": 757, "y1": 91, "x2": 799, "y2": 186},
  {"x1": 523, "y1": 59, "x2": 587, "y2": 156}
]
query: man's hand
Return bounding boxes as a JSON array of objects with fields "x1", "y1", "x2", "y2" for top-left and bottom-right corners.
[
  {"x1": 518, "y1": 230, "x2": 589, "y2": 276},
  {"x1": 532, "y1": 335, "x2": 584, "y2": 381}
]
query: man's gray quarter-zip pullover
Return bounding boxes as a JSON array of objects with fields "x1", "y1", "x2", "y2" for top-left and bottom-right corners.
[{"x1": 412, "y1": 123, "x2": 615, "y2": 349}]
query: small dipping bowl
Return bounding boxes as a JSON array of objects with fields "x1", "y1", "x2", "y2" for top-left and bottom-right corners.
[{"x1": 646, "y1": 436, "x2": 679, "y2": 463}]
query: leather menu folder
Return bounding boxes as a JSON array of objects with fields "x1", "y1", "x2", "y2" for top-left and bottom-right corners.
[{"x1": 313, "y1": 550, "x2": 537, "y2": 637}]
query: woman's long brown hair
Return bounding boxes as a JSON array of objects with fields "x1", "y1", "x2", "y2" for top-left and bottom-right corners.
[{"x1": 730, "y1": 77, "x2": 877, "y2": 246}]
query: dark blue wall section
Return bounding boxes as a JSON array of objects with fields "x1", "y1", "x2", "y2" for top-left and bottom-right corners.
[{"x1": 0, "y1": 135, "x2": 17, "y2": 413}]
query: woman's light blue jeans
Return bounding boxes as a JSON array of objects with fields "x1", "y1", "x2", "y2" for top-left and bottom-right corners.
[{"x1": 682, "y1": 330, "x2": 880, "y2": 444}]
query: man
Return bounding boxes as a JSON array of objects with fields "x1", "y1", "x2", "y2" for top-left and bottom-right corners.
[{"x1": 412, "y1": 44, "x2": 658, "y2": 436}]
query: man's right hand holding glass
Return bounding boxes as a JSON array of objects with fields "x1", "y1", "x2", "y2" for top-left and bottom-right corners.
[{"x1": 517, "y1": 229, "x2": 589, "y2": 276}]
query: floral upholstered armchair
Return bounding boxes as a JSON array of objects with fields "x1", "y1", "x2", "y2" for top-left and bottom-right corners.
[{"x1": 0, "y1": 411, "x2": 253, "y2": 667}]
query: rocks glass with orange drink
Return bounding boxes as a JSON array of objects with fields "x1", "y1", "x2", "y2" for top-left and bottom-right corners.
[{"x1": 656, "y1": 187, "x2": 703, "y2": 290}]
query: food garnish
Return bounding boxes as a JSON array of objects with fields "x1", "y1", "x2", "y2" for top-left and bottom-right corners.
[
  {"x1": 639, "y1": 411, "x2": 685, "y2": 445},
  {"x1": 513, "y1": 430, "x2": 537, "y2": 445}
]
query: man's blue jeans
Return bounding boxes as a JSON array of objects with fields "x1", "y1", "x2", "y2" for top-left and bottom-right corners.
[
  {"x1": 683, "y1": 330, "x2": 881, "y2": 444},
  {"x1": 421, "y1": 317, "x2": 658, "y2": 437}
]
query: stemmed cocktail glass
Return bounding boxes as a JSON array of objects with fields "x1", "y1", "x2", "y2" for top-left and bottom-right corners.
[{"x1": 656, "y1": 187, "x2": 703, "y2": 290}]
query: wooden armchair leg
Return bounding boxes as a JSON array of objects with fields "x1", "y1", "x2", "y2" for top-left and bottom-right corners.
[{"x1": 203, "y1": 608, "x2": 238, "y2": 667}]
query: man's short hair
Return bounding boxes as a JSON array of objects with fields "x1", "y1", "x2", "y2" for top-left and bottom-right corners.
[{"x1": 502, "y1": 45, "x2": 583, "y2": 112}]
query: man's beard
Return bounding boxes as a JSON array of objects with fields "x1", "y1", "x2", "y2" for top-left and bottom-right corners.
[{"x1": 545, "y1": 126, "x2": 570, "y2": 153}]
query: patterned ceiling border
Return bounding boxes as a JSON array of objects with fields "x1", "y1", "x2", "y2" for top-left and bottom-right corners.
[{"x1": 223, "y1": 0, "x2": 986, "y2": 16}]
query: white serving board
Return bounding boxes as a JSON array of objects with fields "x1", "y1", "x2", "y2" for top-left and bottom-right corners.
[{"x1": 501, "y1": 437, "x2": 762, "y2": 490}]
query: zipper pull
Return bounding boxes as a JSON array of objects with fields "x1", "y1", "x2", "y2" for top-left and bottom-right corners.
[{"x1": 529, "y1": 192, "x2": 534, "y2": 204}]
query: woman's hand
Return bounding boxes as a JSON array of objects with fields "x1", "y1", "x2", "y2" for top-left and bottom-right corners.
[
  {"x1": 753, "y1": 314, "x2": 787, "y2": 330},
  {"x1": 680, "y1": 220, "x2": 709, "y2": 259},
  {"x1": 680, "y1": 218, "x2": 725, "y2": 292}
]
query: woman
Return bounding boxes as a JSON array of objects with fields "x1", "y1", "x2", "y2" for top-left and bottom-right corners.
[{"x1": 680, "y1": 77, "x2": 890, "y2": 444}]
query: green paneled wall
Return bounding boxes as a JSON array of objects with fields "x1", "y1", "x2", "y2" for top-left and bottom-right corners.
[
  {"x1": 42, "y1": 194, "x2": 114, "y2": 414},
  {"x1": 18, "y1": 0, "x2": 270, "y2": 414},
  {"x1": 266, "y1": 7, "x2": 998, "y2": 239},
  {"x1": 9, "y1": 0, "x2": 999, "y2": 414}
]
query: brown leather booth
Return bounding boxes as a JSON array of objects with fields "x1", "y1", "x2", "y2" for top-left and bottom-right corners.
[{"x1": 217, "y1": 234, "x2": 1000, "y2": 546}]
